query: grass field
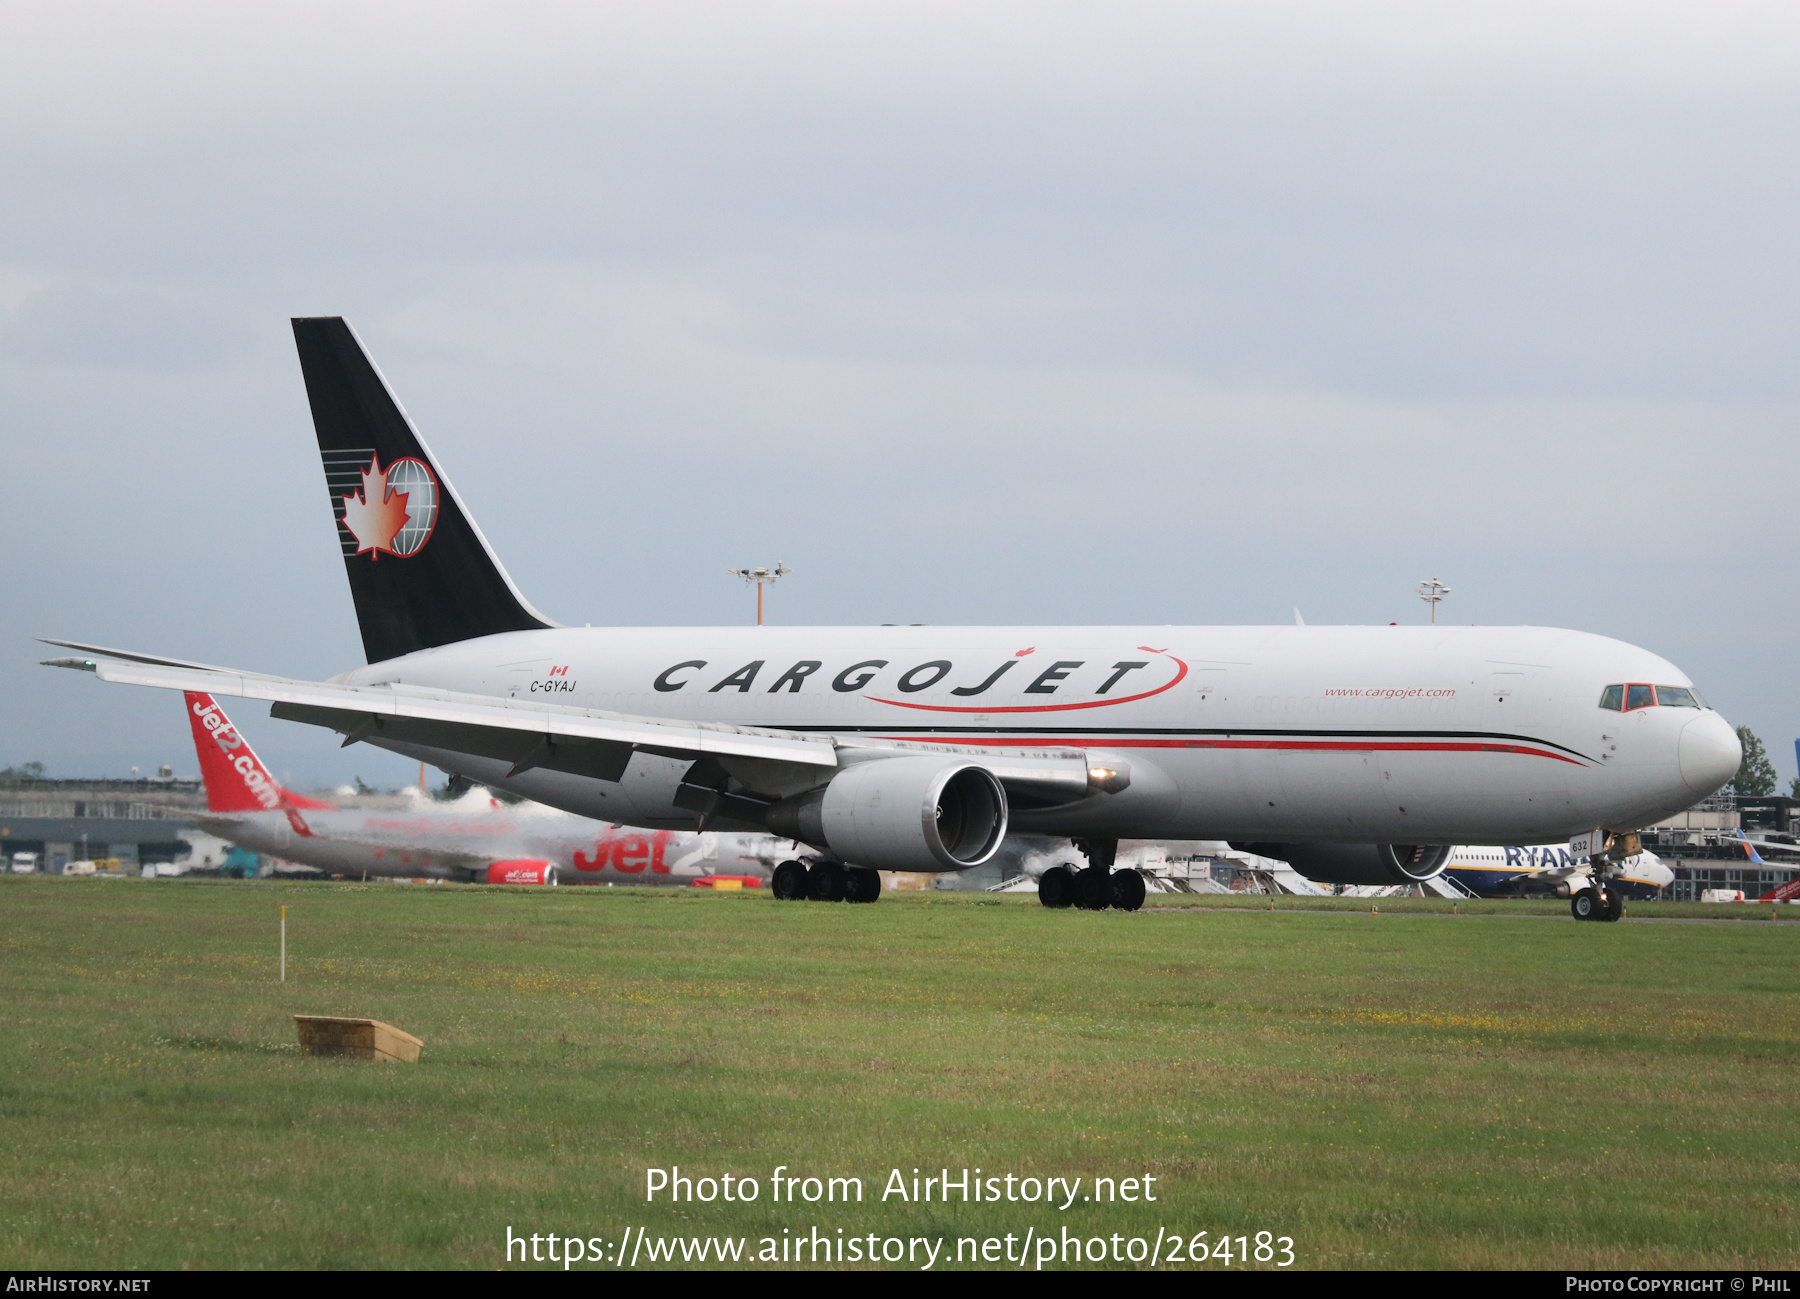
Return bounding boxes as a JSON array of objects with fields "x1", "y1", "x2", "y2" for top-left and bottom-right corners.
[{"x1": 1, "y1": 877, "x2": 1796, "y2": 1271}]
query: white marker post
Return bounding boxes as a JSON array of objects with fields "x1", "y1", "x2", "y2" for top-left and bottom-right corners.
[{"x1": 280, "y1": 905, "x2": 286, "y2": 983}]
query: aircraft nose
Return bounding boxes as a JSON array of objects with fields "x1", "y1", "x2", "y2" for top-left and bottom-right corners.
[{"x1": 1679, "y1": 712, "x2": 1742, "y2": 796}]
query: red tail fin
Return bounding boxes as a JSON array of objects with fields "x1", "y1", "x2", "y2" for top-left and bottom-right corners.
[{"x1": 183, "y1": 692, "x2": 333, "y2": 812}]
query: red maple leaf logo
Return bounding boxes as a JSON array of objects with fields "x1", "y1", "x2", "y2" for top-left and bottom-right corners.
[{"x1": 340, "y1": 456, "x2": 412, "y2": 560}]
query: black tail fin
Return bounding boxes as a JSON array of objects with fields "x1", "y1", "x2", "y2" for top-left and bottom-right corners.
[{"x1": 291, "y1": 317, "x2": 555, "y2": 663}]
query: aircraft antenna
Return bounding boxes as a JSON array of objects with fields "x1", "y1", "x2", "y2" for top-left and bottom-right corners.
[
  {"x1": 727, "y1": 563, "x2": 792, "y2": 626},
  {"x1": 1416, "y1": 577, "x2": 1451, "y2": 625}
]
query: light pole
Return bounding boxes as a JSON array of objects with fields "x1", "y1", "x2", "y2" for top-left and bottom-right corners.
[
  {"x1": 1416, "y1": 577, "x2": 1451, "y2": 624},
  {"x1": 728, "y1": 563, "x2": 792, "y2": 626}
]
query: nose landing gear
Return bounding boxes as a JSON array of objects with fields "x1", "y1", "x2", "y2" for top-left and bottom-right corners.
[
  {"x1": 1571, "y1": 831, "x2": 1640, "y2": 923},
  {"x1": 1570, "y1": 886, "x2": 1623, "y2": 922}
]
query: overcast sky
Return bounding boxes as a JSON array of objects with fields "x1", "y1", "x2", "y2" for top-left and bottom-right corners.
[{"x1": 3, "y1": 2, "x2": 1796, "y2": 790}]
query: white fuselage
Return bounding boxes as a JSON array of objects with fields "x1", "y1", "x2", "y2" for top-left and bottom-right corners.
[
  {"x1": 1442, "y1": 844, "x2": 1673, "y2": 899},
  {"x1": 337, "y1": 623, "x2": 1739, "y2": 846},
  {"x1": 195, "y1": 794, "x2": 781, "y2": 884}
]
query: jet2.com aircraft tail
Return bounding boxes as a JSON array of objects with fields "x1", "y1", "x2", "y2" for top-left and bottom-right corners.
[
  {"x1": 184, "y1": 690, "x2": 332, "y2": 815},
  {"x1": 291, "y1": 317, "x2": 555, "y2": 664}
]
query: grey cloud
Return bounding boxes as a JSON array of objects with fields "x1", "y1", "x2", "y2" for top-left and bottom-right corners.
[
  {"x1": 1, "y1": 282, "x2": 253, "y2": 370},
  {"x1": 1, "y1": 3, "x2": 1796, "y2": 784}
]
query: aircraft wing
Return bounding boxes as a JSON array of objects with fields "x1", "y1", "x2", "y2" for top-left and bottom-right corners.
[
  {"x1": 41, "y1": 641, "x2": 1093, "y2": 802},
  {"x1": 43, "y1": 640, "x2": 835, "y2": 782}
]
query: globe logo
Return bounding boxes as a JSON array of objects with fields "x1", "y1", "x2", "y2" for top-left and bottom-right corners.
[
  {"x1": 338, "y1": 454, "x2": 440, "y2": 560},
  {"x1": 384, "y1": 457, "x2": 438, "y2": 557}
]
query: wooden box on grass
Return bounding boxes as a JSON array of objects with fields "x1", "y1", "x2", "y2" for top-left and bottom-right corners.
[{"x1": 294, "y1": 1015, "x2": 422, "y2": 1063}]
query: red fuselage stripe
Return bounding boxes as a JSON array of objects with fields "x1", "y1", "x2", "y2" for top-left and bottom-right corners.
[{"x1": 870, "y1": 735, "x2": 1589, "y2": 765}]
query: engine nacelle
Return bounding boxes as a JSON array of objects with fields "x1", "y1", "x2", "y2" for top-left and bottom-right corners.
[
  {"x1": 766, "y1": 757, "x2": 1008, "y2": 872},
  {"x1": 486, "y1": 859, "x2": 558, "y2": 886},
  {"x1": 1231, "y1": 842, "x2": 1451, "y2": 886}
]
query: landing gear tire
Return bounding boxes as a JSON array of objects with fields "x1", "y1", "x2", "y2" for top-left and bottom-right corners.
[
  {"x1": 807, "y1": 861, "x2": 846, "y2": 902},
  {"x1": 1039, "y1": 864, "x2": 1076, "y2": 909},
  {"x1": 1075, "y1": 865, "x2": 1113, "y2": 911},
  {"x1": 1600, "y1": 889, "x2": 1624, "y2": 922},
  {"x1": 771, "y1": 859, "x2": 810, "y2": 901},
  {"x1": 1110, "y1": 869, "x2": 1146, "y2": 912},
  {"x1": 844, "y1": 867, "x2": 881, "y2": 904},
  {"x1": 1570, "y1": 888, "x2": 1599, "y2": 921}
]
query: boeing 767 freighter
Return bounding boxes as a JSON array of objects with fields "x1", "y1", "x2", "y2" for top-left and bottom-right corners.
[{"x1": 44, "y1": 317, "x2": 1742, "y2": 914}]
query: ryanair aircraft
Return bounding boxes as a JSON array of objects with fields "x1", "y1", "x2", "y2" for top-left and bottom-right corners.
[
  {"x1": 44, "y1": 318, "x2": 1742, "y2": 915},
  {"x1": 1440, "y1": 843, "x2": 1673, "y2": 909}
]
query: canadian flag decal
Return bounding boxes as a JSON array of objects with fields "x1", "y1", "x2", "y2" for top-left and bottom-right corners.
[{"x1": 340, "y1": 455, "x2": 439, "y2": 559}]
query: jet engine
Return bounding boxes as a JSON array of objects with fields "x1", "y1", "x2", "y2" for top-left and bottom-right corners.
[
  {"x1": 765, "y1": 756, "x2": 1007, "y2": 872},
  {"x1": 486, "y1": 859, "x2": 559, "y2": 885},
  {"x1": 1230, "y1": 842, "x2": 1451, "y2": 886}
]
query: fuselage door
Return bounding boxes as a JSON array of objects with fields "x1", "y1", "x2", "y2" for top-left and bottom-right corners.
[{"x1": 1190, "y1": 668, "x2": 1227, "y2": 720}]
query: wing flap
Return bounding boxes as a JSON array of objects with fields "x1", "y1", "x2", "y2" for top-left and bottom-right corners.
[{"x1": 268, "y1": 702, "x2": 638, "y2": 783}]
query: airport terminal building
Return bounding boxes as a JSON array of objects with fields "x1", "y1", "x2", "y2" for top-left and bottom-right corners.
[
  {"x1": 1643, "y1": 795, "x2": 1800, "y2": 901},
  {"x1": 1, "y1": 775, "x2": 203, "y2": 873}
]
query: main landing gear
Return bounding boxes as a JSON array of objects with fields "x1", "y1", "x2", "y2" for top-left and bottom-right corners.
[
  {"x1": 1570, "y1": 885, "x2": 1623, "y2": 922},
  {"x1": 1038, "y1": 838, "x2": 1145, "y2": 912},
  {"x1": 771, "y1": 859, "x2": 880, "y2": 904}
]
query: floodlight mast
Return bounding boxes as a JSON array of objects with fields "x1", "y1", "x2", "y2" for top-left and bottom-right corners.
[
  {"x1": 1416, "y1": 577, "x2": 1451, "y2": 625},
  {"x1": 727, "y1": 563, "x2": 792, "y2": 626}
]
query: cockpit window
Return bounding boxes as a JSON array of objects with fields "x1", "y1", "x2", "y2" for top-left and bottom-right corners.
[{"x1": 1602, "y1": 681, "x2": 1706, "y2": 711}]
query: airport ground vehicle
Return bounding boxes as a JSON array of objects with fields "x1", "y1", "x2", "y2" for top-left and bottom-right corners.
[
  {"x1": 9, "y1": 852, "x2": 39, "y2": 874},
  {"x1": 44, "y1": 317, "x2": 1743, "y2": 910}
]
